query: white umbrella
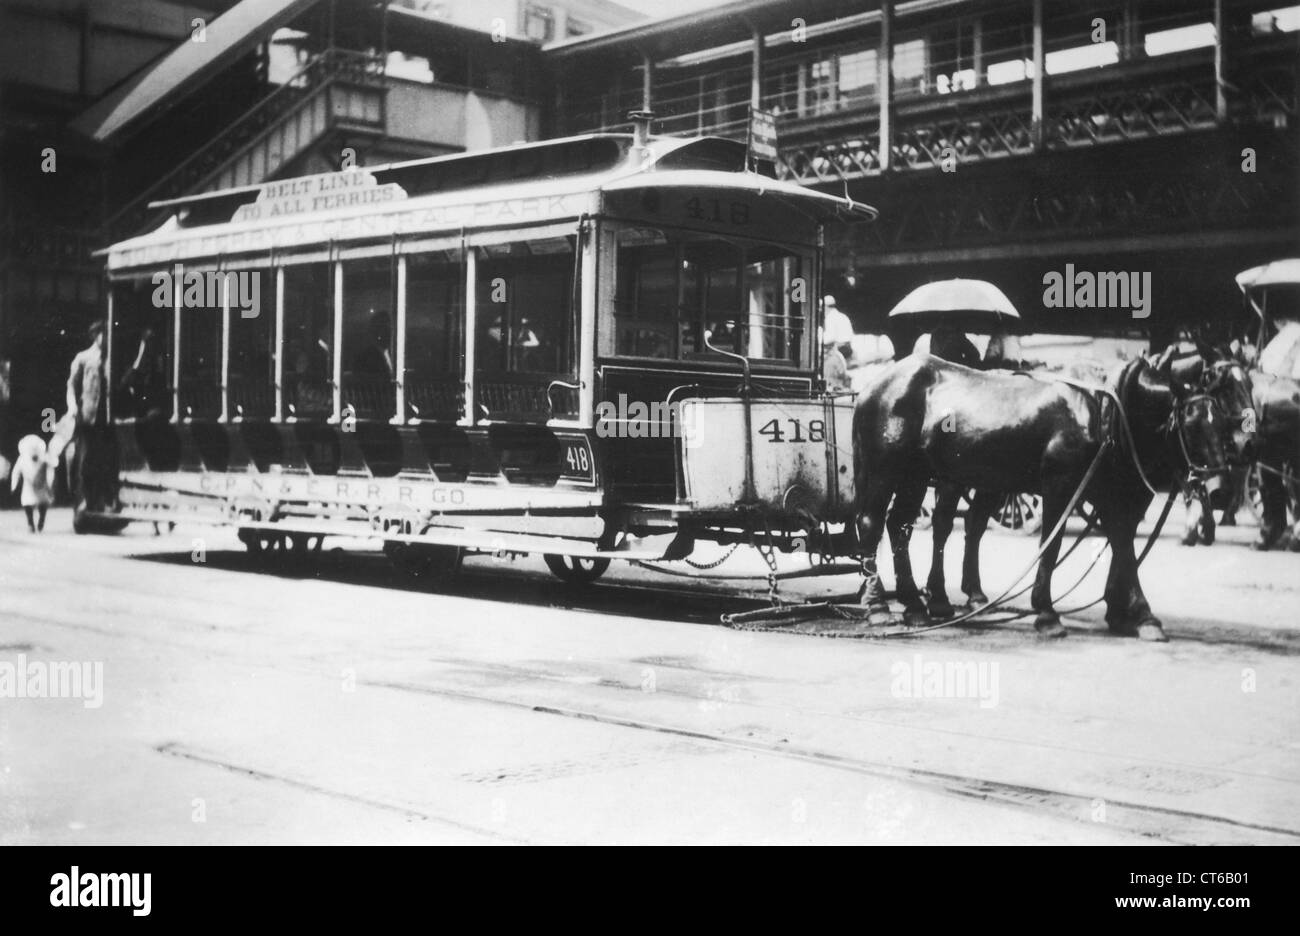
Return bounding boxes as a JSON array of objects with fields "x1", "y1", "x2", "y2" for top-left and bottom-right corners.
[
  {"x1": 1235, "y1": 258, "x2": 1300, "y2": 291},
  {"x1": 888, "y1": 278, "x2": 1021, "y2": 331}
]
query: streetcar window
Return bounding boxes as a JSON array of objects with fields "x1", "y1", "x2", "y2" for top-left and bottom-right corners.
[
  {"x1": 404, "y1": 252, "x2": 464, "y2": 421},
  {"x1": 227, "y1": 267, "x2": 275, "y2": 421},
  {"x1": 610, "y1": 228, "x2": 807, "y2": 365},
  {"x1": 178, "y1": 286, "x2": 221, "y2": 420},
  {"x1": 614, "y1": 235, "x2": 676, "y2": 359},
  {"x1": 282, "y1": 263, "x2": 333, "y2": 420},
  {"x1": 341, "y1": 257, "x2": 396, "y2": 421},
  {"x1": 474, "y1": 238, "x2": 577, "y2": 420},
  {"x1": 111, "y1": 277, "x2": 172, "y2": 422}
]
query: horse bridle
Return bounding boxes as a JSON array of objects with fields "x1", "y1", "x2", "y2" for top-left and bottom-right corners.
[{"x1": 1170, "y1": 360, "x2": 1251, "y2": 478}]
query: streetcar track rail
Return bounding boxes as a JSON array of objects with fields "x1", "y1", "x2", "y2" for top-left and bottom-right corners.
[
  {"x1": 4, "y1": 535, "x2": 1298, "y2": 844},
  {"x1": 366, "y1": 676, "x2": 1300, "y2": 846},
  {"x1": 10, "y1": 601, "x2": 1297, "y2": 843}
]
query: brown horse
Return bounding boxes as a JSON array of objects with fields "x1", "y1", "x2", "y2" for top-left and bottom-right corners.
[{"x1": 852, "y1": 352, "x2": 1240, "y2": 641}]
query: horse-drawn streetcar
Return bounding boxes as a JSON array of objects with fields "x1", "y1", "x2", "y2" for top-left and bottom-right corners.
[
  {"x1": 93, "y1": 125, "x2": 873, "y2": 580},
  {"x1": 91, "y1": 126, "x2": 1255, "y2": 641}
]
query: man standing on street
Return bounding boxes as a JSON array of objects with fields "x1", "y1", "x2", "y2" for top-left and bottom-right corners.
[{"x1": 66, "y1": 320, "x2": 116, "y2": 521}]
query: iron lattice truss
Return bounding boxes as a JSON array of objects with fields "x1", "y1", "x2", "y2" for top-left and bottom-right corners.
[
  {"x1": 828, "y1": 132, "x2": 1299, "y2": 266},
  {"x1": 777, "y1": 51, "x2": 1298, "y2": 184}
]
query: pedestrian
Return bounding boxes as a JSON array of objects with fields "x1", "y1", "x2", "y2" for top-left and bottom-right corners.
[
  {"x1": 66, "y1": 320, "x2": 116, "y2": 518},
  {"x1": 821, "y1": 295, "x2": 854, "y2": 392},
  {"x1": 929, "y1": 325, "x2": 981, "y2": 368},
  {"x1": 11, "y1": 434, "x2": 55, "y2": 533}
]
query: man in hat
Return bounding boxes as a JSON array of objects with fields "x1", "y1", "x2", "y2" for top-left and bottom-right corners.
[
  {"x1": 821, "y1": 295, "x2": 854, "y2": 392},
  {"x1": 66, "y1": 320, "x2": 116, "y2": 516}
]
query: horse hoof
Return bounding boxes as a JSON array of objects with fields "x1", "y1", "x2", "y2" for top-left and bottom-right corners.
[
  {"x1": 1034, "y1": 614, "x2": 1067, "y2": 639},
  {"x1": 1180, "y1": 531, "x2": 1197, "y2": 547},
  {"x1": 964, "y1": 592, "x2": 989, "y2": 610},
  {"x1": 1220, "y1": 515, "x2": 1237, "y2": 527},
  {"x1": 903, "y1": 606, "x2": 930, "y2": 628},
  {"x1": 1250, "y1": 540, "x2": 1274, "y2": 552},
  {"x1": 867, "y1": 606, "x2": 896, "y2": 628},
  {"x1": 856, "y1": 579, "x2": 886, "y2": 606},
  {"x1": 927, "y1": 599, "x2": 955, "y2": 620},
  {"x1": 1137, "y1": 621, "x2": 1168, "y2": 642}
]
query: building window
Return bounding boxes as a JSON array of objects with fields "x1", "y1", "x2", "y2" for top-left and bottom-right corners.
[
  {"x1": 838, "y1": 49, "x2": 877, "y2": 106},
  {"x1": 894, "y1": 38, "x2": 929, "y2": 94},
  {"x1": 764, "y1": 64, "x2": 801, "y2": 116},
  {"x1": 807, "y1": 58, "x2": 837, "y2": 115},
  {"x1": 524, "y1": 4, "x2": 555, "y2": 43}
]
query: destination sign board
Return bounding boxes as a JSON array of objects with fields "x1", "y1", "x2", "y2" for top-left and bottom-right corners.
[
  {"x1": 232, "y1": 170, "x2": 407, "y2": 223},
  {"x1": 748, "y1": 107, "x2": 779, "y2": 162}
]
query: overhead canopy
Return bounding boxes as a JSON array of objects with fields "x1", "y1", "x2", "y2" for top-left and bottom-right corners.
[
  {"x1": 1236, "y1": 258, "x2": 1300, "y2": 291},
  {"x1": 69, "y1": 0, "x2": 319, "y2": 143},
  {"x1": 889, "y1": 279, "x2": 1021, "y2": 331}
]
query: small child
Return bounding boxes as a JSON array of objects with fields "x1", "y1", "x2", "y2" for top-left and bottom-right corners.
[{"x1": 11, "y1": 434, "x2": 55, "y2": 533}]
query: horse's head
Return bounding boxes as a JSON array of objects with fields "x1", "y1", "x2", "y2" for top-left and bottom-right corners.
[
  {"x1": 1186, "y1": 340, "x2": 1258, "y2": 463},
  {"x1": 1153, "y1": 343, "x2": 1253, "y2": 496}
]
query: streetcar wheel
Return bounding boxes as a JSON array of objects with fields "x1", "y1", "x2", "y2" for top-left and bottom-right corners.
[
  {"x1": 993, "y1": 492, "x2": 1043, "y2": 533},
  {"x1": 385, "y1": 542, "x2": 463, "y2": 584},
  {"x1": 543, "y1": 554, "x2": 610, "y2": 585},
  {"x1": 72, "y1": 506, "x2": 129, "y2": 535}
]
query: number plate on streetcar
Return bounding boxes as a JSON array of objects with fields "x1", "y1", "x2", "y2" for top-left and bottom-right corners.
[{"x1": 560, "y1": 438, "x2": 596, "y2": 483}]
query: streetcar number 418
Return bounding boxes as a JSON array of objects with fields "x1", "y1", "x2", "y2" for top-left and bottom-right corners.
[{"x1": 758, "y1": 418, "x2": 825, "y2": 443}]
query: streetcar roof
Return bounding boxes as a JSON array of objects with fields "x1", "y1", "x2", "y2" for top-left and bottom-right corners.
[{"x1": 101, "y1": 133, "x2": 874, "y2": 271}]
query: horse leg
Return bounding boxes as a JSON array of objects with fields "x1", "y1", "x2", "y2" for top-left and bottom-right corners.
[
  {"x1": 1199, "y1": 489, "x2": 1216, "y2": 545},
  {"x1": 1253, "y1": 464, "x2": 1286, "y2": 550},
  {"x1": 1180, "y1": 484, "x2": 1201, "y2": 546},
  {"x1": 960, "y1": 489, "x2": 998, "y2": 607},
  {"x1": 1181, "y1": 480, "x2": 1216, "y2": 546},
  {"x1": 925, "y1": 483, "x2": 959, "y2": 619},
  {"x1": 854, "y1": 479, "x2": 895, "y2": 626},
  {"x1": 1219, "y1": 465, "x2": 1244, "y2": 526},
  {"x1": 1029, "y1": 476, "x2": 1072, "y2": 639},
  {"x1": 886, "y1": 476, "x2": 929, "y2": 626},
  {"x1": 1098, "y1": 500, "x2": 1167, "y2": 641}
]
